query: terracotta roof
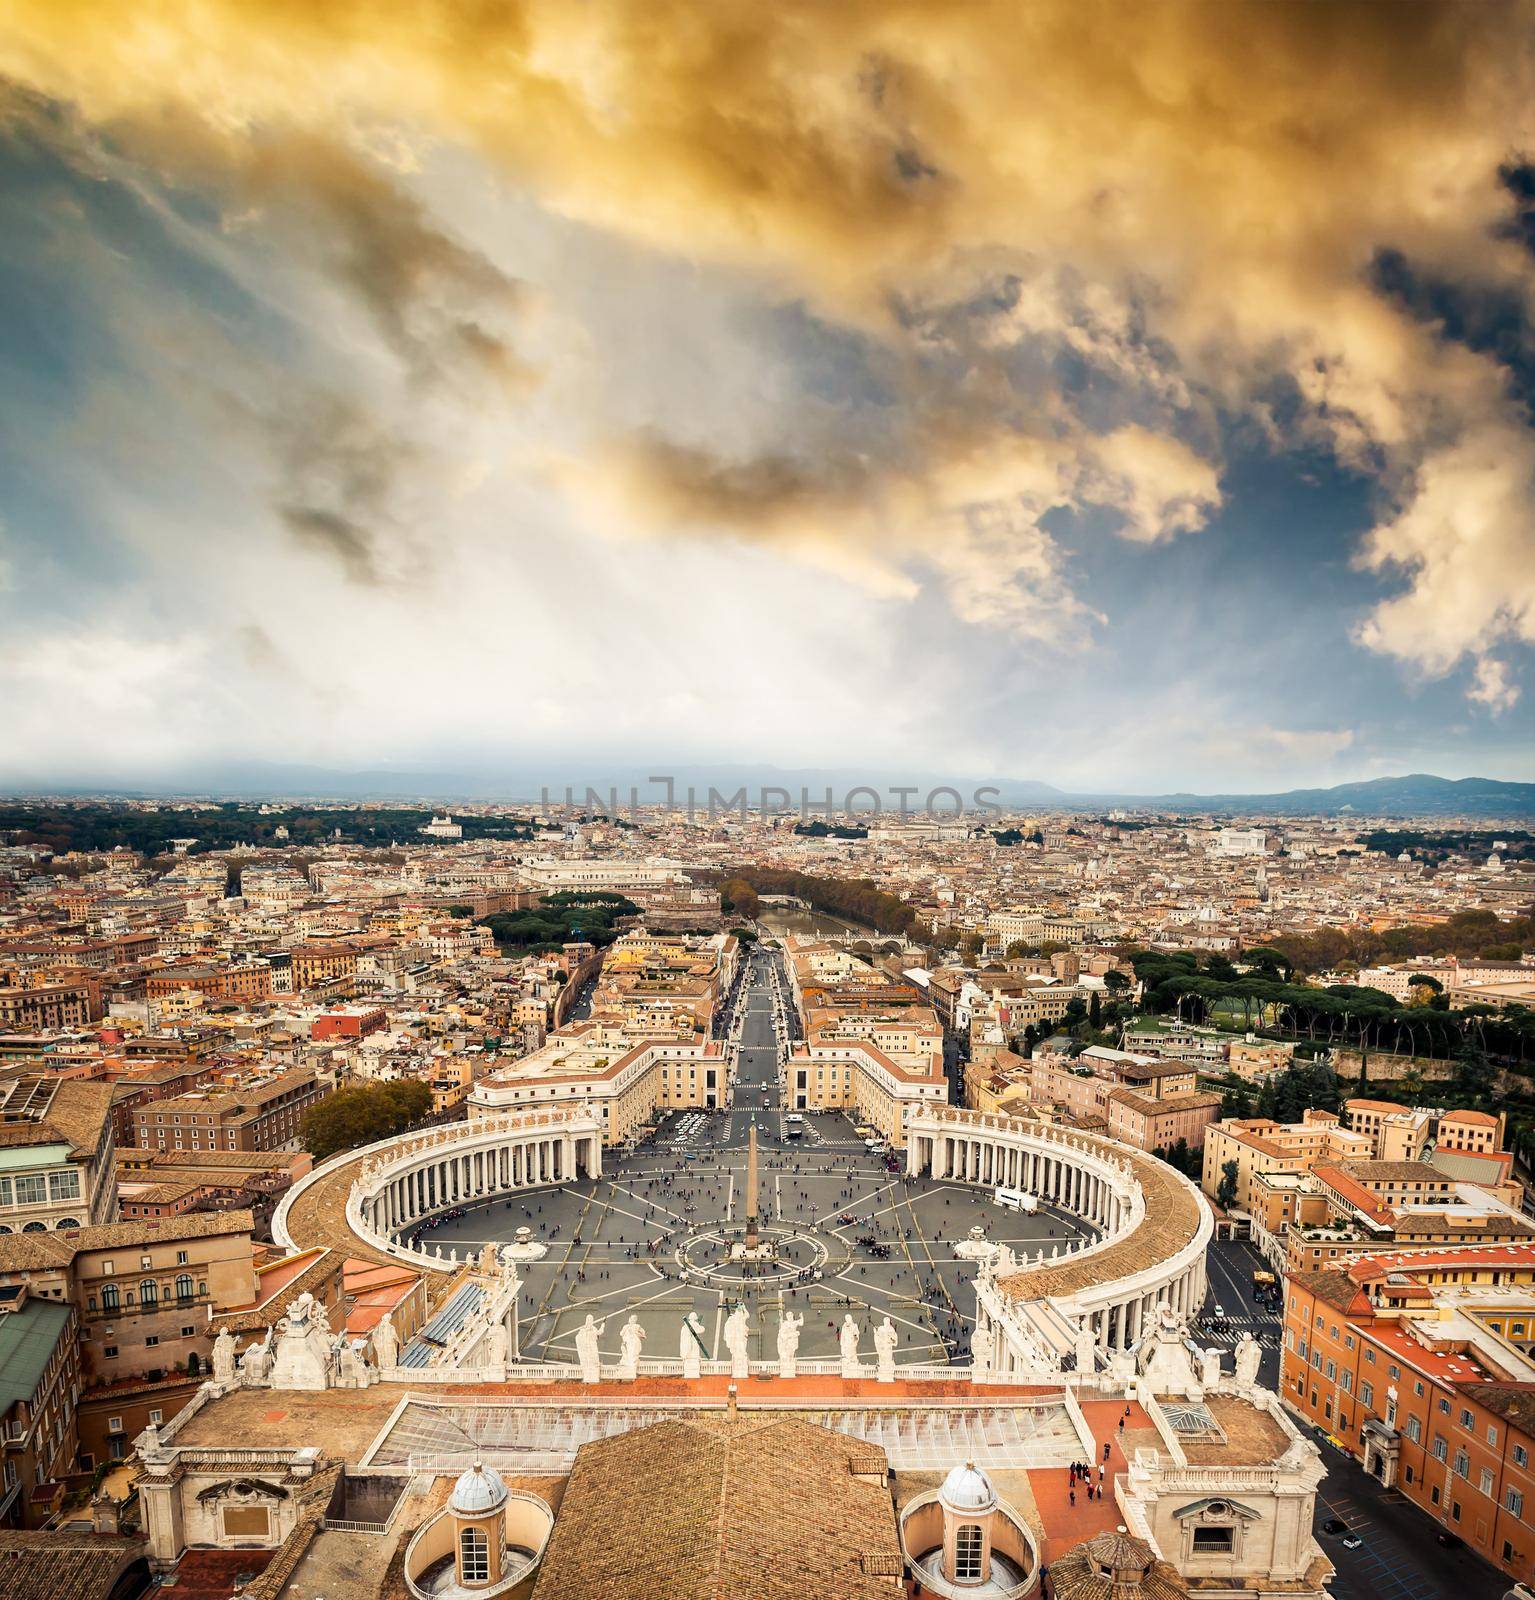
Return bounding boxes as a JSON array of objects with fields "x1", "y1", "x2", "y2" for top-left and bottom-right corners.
[
  {"x1": 1289, "y1": 1268, "x2": 1366, "y2": 1314},
  {"x1": 530, "y1": 1415, "x2": 899, "y2": 1600},
  {"x1": 995, "y1": 1125, "x2": 1206, "y2": 1302},
  {"x1": 0, "y1": 1208, "x2": 254, "y2": 1273},
  {"x1": 1460, "y1": 1383, "x2": 1535, "y2": 1433},
  {"x1": 0, "y1": 1531, "x2": 148, "y2": 1600},
  {"x1": 1047, "y1": 1529, "x2": 1188, "y2": 1600},
  {"x1": 0, "y1": 1079, "x2": 113, "y2": 1158}
]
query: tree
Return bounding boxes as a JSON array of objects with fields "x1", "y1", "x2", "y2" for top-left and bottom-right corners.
[
  {"x1": 959, "y1": 932, "x2": 985, "y2": 961},
  {"x1": 719, "y1": 878, "x2": 761, "y2": 920},
  {"x1": 1103, "y1": 970, "x2": 1131, "y2": 993},
  {"x1": 300, "y1": 1080, "x2": 434, "y2": 1162},
  {"x1": 1216, "y1": 1159, "x2": 1240, "y2": 1210},
  {"x1": 1089, "y1": 992, "x2": 1103, "y2": 1028}
]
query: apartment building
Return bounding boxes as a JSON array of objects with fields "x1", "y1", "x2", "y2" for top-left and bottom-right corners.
[
  {"x1": 0, "y1": 979, "x2": 102, "y2": 1031},
  {"x1": 131, "y1": 1067, "x2": 329, "y2": 1153},
  {"x1": 469, "y1": 1023, "x2": 725, "y2": 1143},
  {"x1": 0, "y1": 1209, "x2": 259, "y2": 1386},
  {"x1": 0, "y1": 1284, "x2": 80, "y2": 1527},
  {"x1": 145, "y1": 961, "x2": 274, "y2": 1004},
  {"x1": 289, "y1": 942, "x2": 361, "y2": 991},
  {"x1": 1201, "y1": 1110, "x2": 1374, "y2": 1214},
  {"x1": 1283, "y1": 1249, "x2": 1535, "y2": 1585},
  {"x1": 0, "y1": 1076, "x2": 118, "y2": 1232}
]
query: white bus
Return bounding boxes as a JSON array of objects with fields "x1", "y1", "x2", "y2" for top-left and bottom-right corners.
[
  {"x1": 784, "y1": 1113, "x2": 805, "y2": 1140},
  {"x1": 993, "y1": 1185, "x2": 1038, "y2": 1214}
]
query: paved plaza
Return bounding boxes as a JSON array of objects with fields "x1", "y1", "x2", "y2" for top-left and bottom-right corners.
[{"x1": 412, "y1": 1117, "x2": 1096, "y2": 1368}]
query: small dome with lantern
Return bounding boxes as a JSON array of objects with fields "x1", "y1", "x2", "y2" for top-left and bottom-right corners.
[
  {"x1": 450, "y1": 1459, "x2": 508, "y2": 1516},
  {"x1": 940, "y1": 1460, "x2": 998, "y2": 1513}
]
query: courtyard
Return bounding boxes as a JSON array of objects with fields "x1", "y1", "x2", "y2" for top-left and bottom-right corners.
[{"x1": 408, "y1": 1109, "x2": 1097, "y2": 1369}]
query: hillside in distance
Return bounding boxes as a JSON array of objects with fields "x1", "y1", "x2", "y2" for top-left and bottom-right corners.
[{"x1": 1075, "y1": 773, "x2": 1535, "y2": 818}]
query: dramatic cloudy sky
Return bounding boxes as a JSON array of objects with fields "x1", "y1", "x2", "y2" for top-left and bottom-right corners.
[{"x1": 1, "y1": 0, "x2": 1533, "y2": 793}]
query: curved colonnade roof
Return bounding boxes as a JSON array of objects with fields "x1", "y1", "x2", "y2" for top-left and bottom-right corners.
[{"x1": 979, "y1": 1123, "x2": 1209, "y2": 1303}]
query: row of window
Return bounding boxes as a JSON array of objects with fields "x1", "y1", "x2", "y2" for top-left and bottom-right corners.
[
  {"x1": 0, "y1": 1169, "x2": 83, "y2": 1208},
  {"x1": 90, "y1": 1275, "x2": 202, "y2": 1310}
]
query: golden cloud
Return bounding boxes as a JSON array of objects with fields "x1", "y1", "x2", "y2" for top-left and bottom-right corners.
[{"x1": 3, "y1": 0, "x2": 1532, "y2": 679}]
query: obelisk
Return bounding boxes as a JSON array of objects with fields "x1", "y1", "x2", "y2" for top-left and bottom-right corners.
[{"x1": 744, "y1": 1124, "x2": 760, "y2": 1252}]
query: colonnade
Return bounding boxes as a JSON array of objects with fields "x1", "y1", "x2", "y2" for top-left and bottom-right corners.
[
  {"x1": 363, "y1": 1129, "x2": 602, "y2": 1237},
  {"x1": 923, "y1": 1131, "x2": 1128, "y2": 1233},
  {"x1": 907, "y1": 1106, "x2": 1212, "y2": 1363}
]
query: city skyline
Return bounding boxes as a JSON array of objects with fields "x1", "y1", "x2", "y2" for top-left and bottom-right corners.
[{"x1": 1, "y1": 2, "x2": 1533, "y2": 791}]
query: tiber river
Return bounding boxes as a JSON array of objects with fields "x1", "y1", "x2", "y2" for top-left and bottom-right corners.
[{"x1": 756, "y1": 906, "x2": 877, "y2": 940}]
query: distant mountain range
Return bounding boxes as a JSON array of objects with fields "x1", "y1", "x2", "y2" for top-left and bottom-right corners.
[
  {"x1": 1088, "y1": 773, "x2": 1535, "y2": 818},
  {"x1": 3, "y1": 763, "x2": 1533, "y2": 819}
]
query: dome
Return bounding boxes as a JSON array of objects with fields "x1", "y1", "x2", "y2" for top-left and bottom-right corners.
[
  {"x1": 939, "y1": 1460, "x2": 997, "y2": 1512},
  {"x1": 450, "y1": 1459, "x2": 508, "y2": 1515}
]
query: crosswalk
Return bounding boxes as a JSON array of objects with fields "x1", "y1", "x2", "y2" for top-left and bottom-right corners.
[{"x1": 1191, "y1": 1313, "x2": 1283, "y2": 1352}]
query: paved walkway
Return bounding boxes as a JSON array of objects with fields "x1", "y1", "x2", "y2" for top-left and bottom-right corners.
[{"x1": 1025, "y1": 1397, "x2": 1157, "y2": 1564}]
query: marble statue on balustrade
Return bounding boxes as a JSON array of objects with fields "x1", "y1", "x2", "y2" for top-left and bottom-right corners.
[
  {"x1": 839, "y1": 1314, "x2": 863, "y2": 1378},
  {"x1": 874, "y1": 1317, "x2": 898, "y2": 1382},
  {"x1": 240, "y1": 1332, "x2": 272, "y2": 1386},
  {"x1": 680, "y1": 1311, "x2": 706, "y2": 1378},
  {"x1": 1201, "y1": 1346, "x2": 1223, "y2": 1391},
  {"x1": 1234, "y1": 1330, "x2": 1262, "y2": 1392},
  {"x1": 211, "y1": 1327, "x2": 237, "y2": 1386},
  {"x1": 724, "y1": 1303, "x2": 751, "y2": 1380},
  {"x1": 1074, "y1": 1321, "x2": 1097, "y2": 1375},
  {"x1": 337, "y1": 1336, "x2": 375, "y2": 1388},
  {"x1": 576, "y1": 1314, "x2": 605, "y2": 1383},
  {"x1": 971, "y1": 1315, "x2": 994, "y2": 1377},
  {"x1": 617, "y1": 1315, "x2": 646, "y2": 1379},
  {"x1": 479, "y1": 1242, "x2": 499, "y2": 1275},
  {"x1": 776, "y1": 1312, "x2": 803, "y2": 1380},
  {"x1": 269, "y1": 1292, "x2": 336, "y2": 1392},
  {"x1": 372, "y1": 1312, "x2": 400, "y2": 1370},
  {"x1": 484, "y1": 1317, "x2": 511, "y2": 1372}
]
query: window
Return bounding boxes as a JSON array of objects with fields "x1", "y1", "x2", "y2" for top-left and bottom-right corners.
[
  {"x1": 1433, "y1": 1437, "x2": 1448, "y2": 1462},
  {"x1": 100, "y1": 1283, "x2": 119, "y2": 1311},
  {"x1": 13, "y1": 1174, "x2": 46, "y2": 1206},
  {"x1": 1454, "y1": 1450, "x2": 1469, "y2": 1478},
  {"x1": 176, "y1": 1250, "x2": 188, "y2": 1266},
  {"x1": 1389, "y1": 1364, "x2": 1401, "y2": 1380},
  {"x1": 139, "y1": 1279, "x2": 158, "y2": 1308},
  {"x1": 144, "y1": 1335, "x2": 159, "y2": 1348},
  {"x1": 107, "y1": 1416, "x2": 123, "y2": 1434},
  {"x1": 1482, "y1": 1469, "x2": 1496, "y2": 1495},
  {"x1": 1460, "y1": 1408, "x2": 1475, "y2": 1429},
  {"x1": 1509, "y1": 1488, "x2": 1525, "y2": 1518},
  {"x1": 1489, "y1": 1425, "x2": 1500, "y2": 1446},
  {"x1": 460, "y1": 1527, "x2": 489, "y2": 1584},
  {"x1": 1515, "y1": 1445, "x2": 1529, "y2": 1468},
  {"x1": 1361, "y1": 1382, "x2": 1374, "y2": 1408},
  {"x1": 1365, "y1": 1348, "x2": 1376, "y2": 1364},
  {"x1": 149, "y1": 1409, "x2": 163, "y2": 1425},
  {"x1": 103, "y1": 1345, "x2": 118, "y2": 1359},
  {"x1": 1192, "y1": 1527, "x2": 1235, "y2": 1554},
  {"x1": 47, "y1": 1170, "x2": 80, "y2": 1201},
  {"x1": 1406, "y1": 1417, "x2": 1421, "y2": 1443},
  {"x1": 1438, "y1": 1399, "x2": 1451, "y2": 1415},
  {"x1": 175, "y1": 1274, "x2": 193, "y2": 1300},
  {"x1": 954, "y1": 1524, "x2": 984, "y2": 1581},
  {"x1": 182, "y1": 1325, "x2": 195, "y2": 1337}
]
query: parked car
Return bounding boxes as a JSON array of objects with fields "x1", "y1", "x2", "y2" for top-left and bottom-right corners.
[{"x1": 1320, "y1": 1519, "x2": 1348, "y2": 1537}]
